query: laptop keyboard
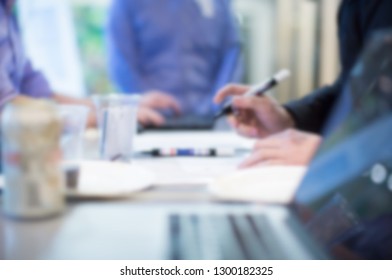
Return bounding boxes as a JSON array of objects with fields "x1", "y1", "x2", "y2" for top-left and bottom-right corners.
[
  {"x1": 143, "y1": 115, "x2": 215, "y2": 131},
  {"x1": 169, "y1": 213, "x2": 281, "y2": 260}
]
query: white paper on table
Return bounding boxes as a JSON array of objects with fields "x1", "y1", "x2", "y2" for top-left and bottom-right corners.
[
  {"x1": 134, "y1": 131, "x2": 255, "y2": 152},
  {"x1": 82, "y1": 130, "x2": 255, "y2": 187},
  {"x1": 209, "y1": 166, "x2": 308, "y2": 204},
  {"x1": 69, "y1": 161, "x2": 154, "y2": 198},
  {"x1": 136, "y1": 156, "x2": 246, "y2": 187}
]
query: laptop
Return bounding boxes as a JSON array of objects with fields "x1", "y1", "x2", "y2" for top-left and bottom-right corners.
[
  {"x1": 141, "y1": 113, "x2": 216, "y2": 131},
  {"x1": 167, "y1": 30, "x2": 392, "y2": 260}
]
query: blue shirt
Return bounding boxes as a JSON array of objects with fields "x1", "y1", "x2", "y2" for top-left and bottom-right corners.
[
  {"x1": 0, "y1": 0, "x2": 52, "y2": 107},
  {"x1": 106, "y1": 0, "x2": 243, "y2": 116}
]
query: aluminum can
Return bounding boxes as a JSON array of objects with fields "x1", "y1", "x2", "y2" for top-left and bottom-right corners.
[{"x1": 1, "y1": 98, "x2": 65, "y2": 219}]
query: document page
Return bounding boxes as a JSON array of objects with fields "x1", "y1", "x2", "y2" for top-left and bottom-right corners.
[{"x1": 209, "y1": 166, "x2": 308, "y2": 204}]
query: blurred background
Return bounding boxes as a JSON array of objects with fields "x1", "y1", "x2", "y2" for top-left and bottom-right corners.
[{"x1": 17, "y1": 0, "x2": 340, "y2": 103}]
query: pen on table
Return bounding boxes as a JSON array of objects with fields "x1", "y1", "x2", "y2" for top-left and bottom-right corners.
[
  {"x1": 215, "y1": 69, "x2": 291, "y2": 119},
  {"x1": 139, "y1": 148, "x2": 237, "y2": 157}
]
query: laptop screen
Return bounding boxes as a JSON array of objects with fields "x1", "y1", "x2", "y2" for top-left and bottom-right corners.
[{"x1": 294, "y1": 30, "x2": 392, "y2": 259}]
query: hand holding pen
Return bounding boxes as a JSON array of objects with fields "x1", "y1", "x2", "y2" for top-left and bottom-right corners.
[{"x1": 213, "y1": 69, "x2": 295, "y2": 138}]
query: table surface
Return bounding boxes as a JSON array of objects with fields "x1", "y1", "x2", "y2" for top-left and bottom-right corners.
[{"x1": 0, "y1": 129, "x2": 257, "y2": 260}]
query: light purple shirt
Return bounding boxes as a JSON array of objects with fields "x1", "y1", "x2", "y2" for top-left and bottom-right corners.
[{"x1": 0, "y1": 0, "x2": 52, "y2": 107}]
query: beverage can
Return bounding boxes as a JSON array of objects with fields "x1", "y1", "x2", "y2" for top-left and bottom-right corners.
[{"x1": 1, "y1": 98, "x2": 65, "y2": 219}]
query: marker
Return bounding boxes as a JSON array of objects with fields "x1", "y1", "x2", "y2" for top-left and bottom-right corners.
[
  {"x1": 140, "y1": 148, "x2": 236, "y2": 157},
  {"x1": 215, "y1": 69, "x2": 291, "y2": 119}
]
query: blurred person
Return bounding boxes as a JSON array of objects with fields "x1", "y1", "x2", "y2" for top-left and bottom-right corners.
[
  {"x1": 106, "y1": 0, "x2": 243, "y2": 125},
  {"x1": 214, "y1": 0, "x2": 392, "y2": 168},
  {"x1": 0, "y1": 0, "x2": 165, "y2": 127},
  {"x1": 0, "y1": 0, "x2": 98, "y2": 127}
]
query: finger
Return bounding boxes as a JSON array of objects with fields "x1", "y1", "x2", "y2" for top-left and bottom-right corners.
[
  {"x1": 228, "y1": 117, "x2": 255, "y2": 139},
  {"x1": 141, "y1": 91, "x2": 181, "y2": 113},
  {"x1": 227, "y1": 116, "x2": 238, "y2": 128},
  {"x1": 239, "y1": 149, "x2": 281, "y2": 169},
  {"x1": 230, "y1": 113, "x2": 262, "y2": 138},
  {"x1": 138, "y1": 108, "x2": 165, "y2": 126},
  {"x1": 231, "y1": 96, "x2": 262, "y2": 112},
  {"x1": 157, "y1": 95, "x2": 182, "y2": 114},
  {"x1": 232, "y1": 98, "x2": 259, "y2": 125},
  {"x1": 214, "y1": 84, "x2": 250, "y2": 104},
  {"x1": 86, "y1": 111, "x2": 97, "y2": 128},
  {"x1": 233, "y1": 96, "x2": 288, "y2": 138},
  {"x1": 252, "y1": 159, "x2": 284, "y2": 167},
  {"x1": 253, "y1": 137, "x2": 282, "y2": 150},
  {"x1": 146, "y1": 92, "x2": 182, "y2": 113},
  {"x1": 235, "y1": 108, "x2": 254, "y2": 124},
  {"x1": 235, "y1": 123, "x2": 260, "y2": 138}
]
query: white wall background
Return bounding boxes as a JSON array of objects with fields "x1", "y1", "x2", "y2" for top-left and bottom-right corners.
[{"x1": 18, "y1": 0, "x2": 86, "y2": 97}]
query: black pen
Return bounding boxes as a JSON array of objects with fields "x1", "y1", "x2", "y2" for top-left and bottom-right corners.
[{"x1": 215, "y1": 69, "x2": 291, "y2": 119}]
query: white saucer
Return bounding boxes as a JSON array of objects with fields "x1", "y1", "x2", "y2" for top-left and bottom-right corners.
[{"x1": 67, "y1": 161, "x2": 154, "y2": 198}]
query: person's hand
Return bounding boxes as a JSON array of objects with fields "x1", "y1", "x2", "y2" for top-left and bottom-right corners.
[
  {"x1": 137, "y1": 106, "x2": 166, "y2": 126},
  {"x1": 214, "y1": 84, "x2": 295, "y2": 138},
  {"x1": 239, "y1": 129, "x2": 322, "y2": 168},
  {"x1": 52, "y1": 93, "x2": 97, "y2": 128},
  {"x1": 79, "y1": 98, "x2": 97, "y2": 128},
  {"x1": 141, "y1": 90, "x2": 182, "y2": 115},
  {"x1": 70, "y1": 98, "x2": 97, "y2": 128}
]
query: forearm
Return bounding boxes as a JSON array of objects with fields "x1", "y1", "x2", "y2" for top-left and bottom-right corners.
[
  {"x1": 53, "y1": 93, "x2": 97, "y2": 128},
  {"x1": 52, "y1": 93, "x2": 91, "y2": 106}
]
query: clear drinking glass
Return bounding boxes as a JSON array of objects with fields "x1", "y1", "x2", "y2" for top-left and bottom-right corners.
[
  {"x1": 93, "y1": 94, "x2": 140, "y2": 162},
  {"x1": 58, "y1": 105, "x2": 89, "y2": 189}
]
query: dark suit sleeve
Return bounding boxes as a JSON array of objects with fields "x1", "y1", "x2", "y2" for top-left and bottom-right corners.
[
  {"x1": 283, "y1": 0, "x2": 392, "y2": 135},
  {"x1": 360, "y1": 0, "x2": 392, "y2": 43},
  {"x1": 284, "y1": 81, "x2": 343, "y2": 134}
]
